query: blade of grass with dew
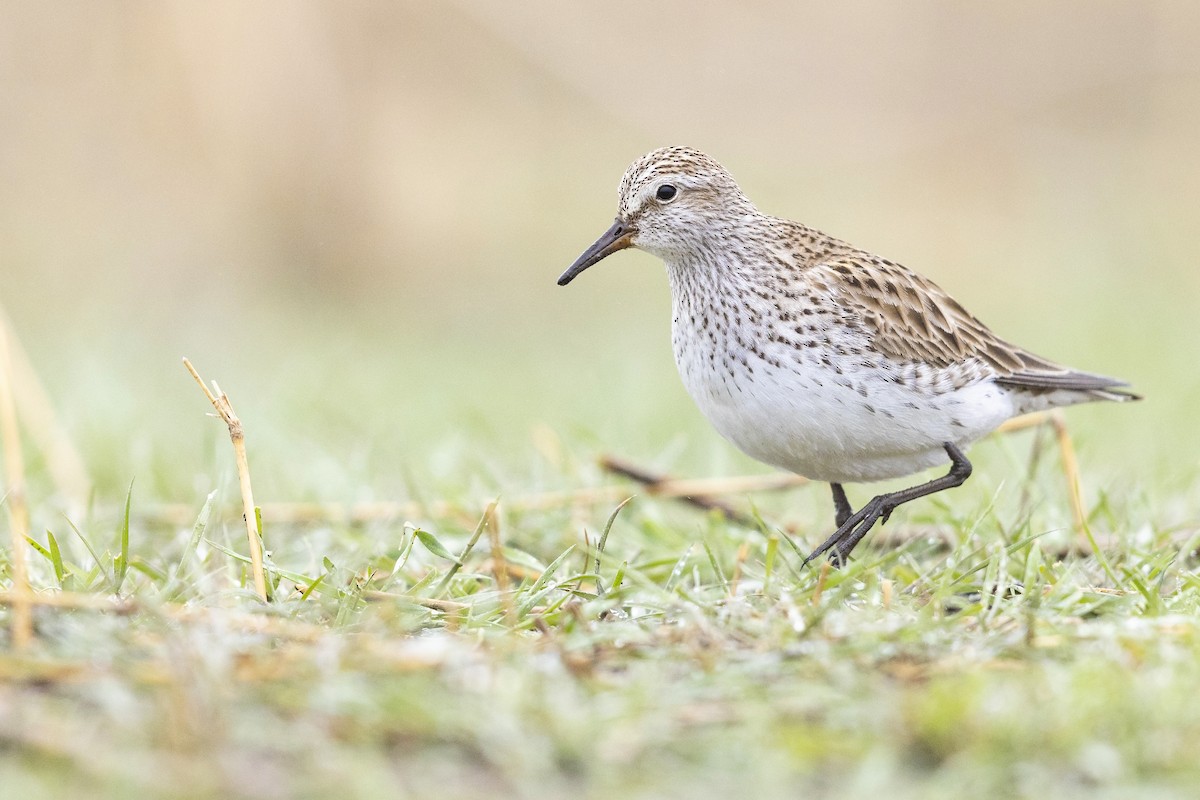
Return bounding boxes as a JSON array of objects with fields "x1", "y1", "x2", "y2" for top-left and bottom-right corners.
[
  {"x1": 113, "y1": 480, "x2": 133, "y2": 593},
  {"x1": 205, "y1": 538, "x2": 338, "y2": 598},
  {"x1": 46, "y1": 529, "x2": 67, "y2": 588},
  {"x1": 25, "y1": 535, "x2": 54, "y2": 574},
  {"x1": 611, "y1": 560, "x2": 627, "y2": 592},
  {"x1": 747, "y1": 501, "x2": 803, "y2": 584},
  {"x1": 63, "y1": 515, "x2": 113, "y2": 592},
  {"x1": 333, "y1": 575, "x2": 365, "y2": 627},
  {"x1": 594, "y1": 496, "x2": 633, "y2": 597},
  {"x1": 162, "y1": 490, "x2": 215, "y2": 599},
  {"x1": 255, "y1": 505, "x2": 274, "y2": 601},
  {"x1": 516, "y1": 545, "x2": 576, "y2": 615},
  {"x1": 1124, "y1": 569, "x2": 1165, "y2": 615},
  {"x1": 298, "y1": 572, "x2": 327, "y2": 602},
  {"x1": 414, "y1": 529, "x2": 462, "y2": 566},
  {"x1": 939, "y1": 529, "x2": 1056, "y2": 589},
  {"x1": 763, "y1": 534, "x2": 779, "y2": 594},
  {"x1": 128, "y1": 558, "x2": 166, "y2": 583},
  {"x1": 395, "y1": 525, "x2": 418, "y2": 567},
  {"x1": 702, "y1": 539, "x2": 729, "y2": 593},
  {"x1": 663, "y1": 544, "x2": 694, "y2": 594},
  {"x1": 434, "y1": 501, "x2": 496, "y2": 596}
]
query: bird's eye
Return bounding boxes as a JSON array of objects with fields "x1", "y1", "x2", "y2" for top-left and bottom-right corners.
[{"x1": 655, "y1": 184, "x2": 678, "y2": 202}]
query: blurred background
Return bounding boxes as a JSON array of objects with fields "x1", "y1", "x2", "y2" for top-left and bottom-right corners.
[{"x1": 2, "y1": 2, "x2": 1197, "y2": 527}]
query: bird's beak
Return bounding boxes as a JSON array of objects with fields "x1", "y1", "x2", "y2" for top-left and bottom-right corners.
[{"x1": 557, "y1": 218, "x2": 635, "y2": 286}]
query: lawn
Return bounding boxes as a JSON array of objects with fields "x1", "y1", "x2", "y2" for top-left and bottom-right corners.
[{"x1": 1, "y1": 311, "x2": 1194, "y2": 800}]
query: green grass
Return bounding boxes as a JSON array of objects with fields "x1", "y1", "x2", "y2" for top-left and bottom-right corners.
[{"x1": 2, "y1": 361, "x2": 1196, "y2": 800}]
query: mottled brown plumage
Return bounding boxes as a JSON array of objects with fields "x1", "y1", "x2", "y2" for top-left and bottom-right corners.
[{"x1": 559, "y1": 146, "x2": 1137, "y2": 564}]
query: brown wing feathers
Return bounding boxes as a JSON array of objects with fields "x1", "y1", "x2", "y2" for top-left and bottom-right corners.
[{"x1": 820, "y1": 256, "x2": 1138, "y2": 400}]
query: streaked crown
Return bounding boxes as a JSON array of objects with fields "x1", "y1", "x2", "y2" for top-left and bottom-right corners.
[{"x1": 614, "y1": 146, "x2": 758, "y2": 259}]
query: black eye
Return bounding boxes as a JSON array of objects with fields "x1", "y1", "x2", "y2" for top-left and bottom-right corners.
[{"x1": 655, "y1": 184, "x2": 678, "y2": 202}]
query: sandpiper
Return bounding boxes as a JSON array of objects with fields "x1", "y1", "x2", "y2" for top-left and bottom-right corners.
[{"x1": 558, "y1": 146, "x2": 1137, "y2": 565}]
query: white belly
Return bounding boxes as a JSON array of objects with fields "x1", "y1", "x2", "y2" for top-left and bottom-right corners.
[{"x1": 672, "y1": 326, "x2": 1015, "y2": 484}]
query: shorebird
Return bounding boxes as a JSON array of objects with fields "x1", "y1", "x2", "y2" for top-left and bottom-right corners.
[{"x1": 558, "y1": 146, "x2": 1137, "y2": 565}]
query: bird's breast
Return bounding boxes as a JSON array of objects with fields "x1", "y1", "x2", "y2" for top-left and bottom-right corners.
[{"x1": 667, "y1": 284, "x2": 1014, "y2": 482}]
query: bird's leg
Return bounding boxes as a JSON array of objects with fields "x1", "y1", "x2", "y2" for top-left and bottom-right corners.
[
  {"x1": 804, "y1": 443, "x2": 973, "y2": 568},
  {"x1": 830, "y1": 483, "x2": 853, "y2": 528}
]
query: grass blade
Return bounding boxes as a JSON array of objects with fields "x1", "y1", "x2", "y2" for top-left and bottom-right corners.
[
  {"x1": 113, "y1": 480, "x2": 133, "y2": 592},
  {"x1": 63, "y1": 515, "x2": 112, "y2": 592},
  {"x1": 594, "y1": 496, "x2": 633, "y2": 579},
  {"x1": 415, "y1": 529, "x2": 462, "y2": 565},
  {"x1": 434, "y1": 501, "x2": 496, "y2": 596},
  {"x1": 663, "y1": 544, "x2": 694, "y2": 593},
  {"x1": 46, "y1": 529, "x2": 66, "y2": 588}
]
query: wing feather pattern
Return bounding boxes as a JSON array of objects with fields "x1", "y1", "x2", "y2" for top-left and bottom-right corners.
[{"x1": 811, "y1": 254, "x2": 1139, "y2": 402}]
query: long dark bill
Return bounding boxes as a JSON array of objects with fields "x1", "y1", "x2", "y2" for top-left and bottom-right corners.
[{"x1": 557, "y1": 218, "x2": 634, "y2": 286}]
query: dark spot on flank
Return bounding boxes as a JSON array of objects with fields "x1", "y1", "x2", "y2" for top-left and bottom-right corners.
[{"x1": 864, "y1": 403, "x2": 876, "y2": 414}]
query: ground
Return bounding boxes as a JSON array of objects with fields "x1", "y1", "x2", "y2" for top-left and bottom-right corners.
[{"x1": 1, "y1": 353, "x2": 1195, "y2": 799}]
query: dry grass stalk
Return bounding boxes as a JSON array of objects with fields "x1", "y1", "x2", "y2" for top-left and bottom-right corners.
[
  {"x1": 1048, "y1": 411, "x2": 1088, "y2": 534},
  {"x1": 182, "y1": 358, "x2": 268, "y2": 602},
  {"x1": 0, "y1": 319, "x2": 33, "y2": 649},
  {"x1": 601, "y1": 455, "x2": 806, "y2": 497},
  {"x1": 485, "y1": 503, "x2": 519, "y2": 625},
  {"x1": 998, "y1": 411, "x2": 1088, "y2": 534},
  {"x1": 0, "y1": 590, "x2": 136, "y2": 613},
  {"x1": 487, "y1": 503, "x2": 509, "y2": 593},
  {"x1": 134, "y1": 474, "x2": 809, "y2": 527},
  {"x1": 0, "y1": 308, "x2": 89, "y2": 509},
  {"x1": 126, "y1": 410, "x2": 1084, "y2": 539},
  {"x1": 600, "y1": 456, "x2": 764, "y2": 527},
  {"x1": 812, "y1": 561, "x2": 832, "y2": 604},
  {"x1": 361, "y1": 591, "x2": 469, "y2": 612},
  {"x1": 995, "y1": 411, "x2": 1052, "y2": 435},
  {"x1": 729, "y1": 542, "x2": 750, "y2": 595}
]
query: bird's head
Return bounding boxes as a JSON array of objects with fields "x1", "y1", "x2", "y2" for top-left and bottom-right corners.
[{"x1": 557, "y1": 146, "x2": 756, "y2": 286}]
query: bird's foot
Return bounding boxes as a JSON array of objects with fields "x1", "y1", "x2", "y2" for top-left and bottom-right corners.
[{"x1": 803, "y1": 495, "x2": 894, "y2": 569}]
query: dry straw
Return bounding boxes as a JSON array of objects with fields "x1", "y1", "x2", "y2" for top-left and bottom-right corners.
[
  {"x1": 0, "y1": 315, "x2": 32, "y2": 649},
  {"x1": 182, "y1": 358, "x2": 269, "y2": 602}
]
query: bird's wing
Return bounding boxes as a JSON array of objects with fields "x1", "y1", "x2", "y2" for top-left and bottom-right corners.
[{"x1": 812, "y1": 254, "x2": 1136, "y2": 397}]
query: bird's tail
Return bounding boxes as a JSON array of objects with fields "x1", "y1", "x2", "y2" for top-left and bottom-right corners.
[{"x1": 997, "y1": 366, "x2": 1140, "y2": 414}]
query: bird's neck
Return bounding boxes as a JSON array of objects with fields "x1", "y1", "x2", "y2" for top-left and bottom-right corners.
[{"x1": 664, "y1": 215, "x2": 806, "y2": 302}]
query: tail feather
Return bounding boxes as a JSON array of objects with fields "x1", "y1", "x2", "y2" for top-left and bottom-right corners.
[{"x1": 998, "y1": 367, "x2": 1141, "y2": 405}]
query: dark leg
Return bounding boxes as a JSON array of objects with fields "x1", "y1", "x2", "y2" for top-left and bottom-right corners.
[
  {"x1": 830, "y1": 483, "x2": 853, "y2": 528},
  {"x1": 804, "y1": 443, "x2": 973, "y2": 568}
]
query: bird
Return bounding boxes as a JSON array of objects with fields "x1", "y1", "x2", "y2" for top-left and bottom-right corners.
[{"x1": 557, "y1": 146, "x2": 1138, "y2": 566}]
